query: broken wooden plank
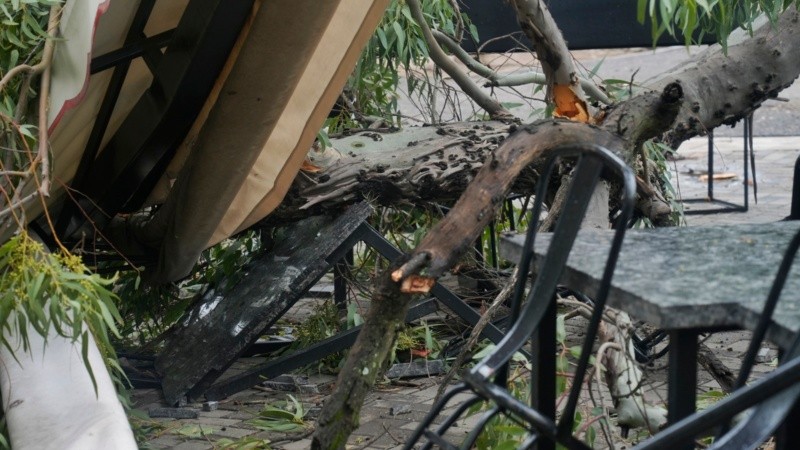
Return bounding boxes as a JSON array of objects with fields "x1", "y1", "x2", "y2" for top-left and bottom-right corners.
[{"x1": 155, "y1": 203, "x2": 372, "y2": 405}]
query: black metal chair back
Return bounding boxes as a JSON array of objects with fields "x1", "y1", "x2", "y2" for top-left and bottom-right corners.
[{"x1": 404, "y1": 144, "x2": 637, "y2": 450}]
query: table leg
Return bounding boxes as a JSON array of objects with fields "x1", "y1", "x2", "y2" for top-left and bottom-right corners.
[
  {"x1": 775, "y1": 399, "x2": 800, "y2": 450},
  {"x1": 775, "y1": 346, "x2": 800, "y2": 450},
  {"x1": 668, "y1": 330, "x2": 698, "y2": 450},
  {"x1": 531, "y1": 300, "x2": 556, "y2": 450}
]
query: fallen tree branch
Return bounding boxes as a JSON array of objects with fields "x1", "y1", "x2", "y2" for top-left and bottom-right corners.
[
  {"x1": 648, "y1": 8, "x2": 800, "y2": 147},
  {"x1": 431, "y1": 29, "x2": 612, "y2": 105},
  {"x1": 311, "y1": 120, "x2": 623, "y2": 449},
  {"x1": 598, "y1": 311, "x2": 667, "y2": 435},
  {"x1": 407, "y1": 0, "x2": 514, "y2": 121},
  {"x1": 312, "y1": 76, "x2": 684, "y2": 447},
  {"x1": 36, "y1": 5, "x2": 60, "y2": 197},
  {"x1": 508, "y1": 0, "x2": 588, "y2": 120}
]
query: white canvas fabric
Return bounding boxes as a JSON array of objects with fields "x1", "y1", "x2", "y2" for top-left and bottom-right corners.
[{"x1": 0, "y1": 317, "x2": 137, "y2": 450}]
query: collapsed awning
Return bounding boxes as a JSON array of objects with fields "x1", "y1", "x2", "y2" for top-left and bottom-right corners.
[{"x1": 27, "y1": 0, "x2": 388, "y2": 282}]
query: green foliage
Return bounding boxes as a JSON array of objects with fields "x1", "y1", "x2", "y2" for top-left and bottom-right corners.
[
  {"x1": 249, "y1": 395, "x2": 308, "y2": 433},
  {"x1": 466, "y1": 365, "x2": 531, "y2": 450},
  {"x1": 327, "y1": 0, "x2": 475, "y2": 131},
  {"x1": 638, "y1": 0, "x2": 791, "y2": 50},
  {"x1": 0, "y1": 0, "x2": 133, "y2": 443},
  {"x1": 465, "y1": 313, "x2": 607, "y2": 448},
  {"x1": 636, "y1": 140, "x2": 685, "y2": 228},
  {"x1": 477, "y1": 198, "x2": 531, "y2": 269},
  {"x1": 0, "y1": 231, "x2": 124, "y2": 391},
  {"x1": 289, "y1": 300, "x2": 345, "y2": 372},
  {"x1": 215, "y1": 436, "x2": 272, "y2": 450},
  {"x1": 379, "y1": 206, "x2": 443, "y2": 253},
  {"x1": 392, "y1": 319, "x2": 444, "y2": 362},
  {"x1": 128, "y1": 409, "x2": 168, "y2": 448},
  {"x1": 1, "y1": 0, "x2": 59, "y2": 174},
  {"x1": 173, "y1": 424, "x2": 214, "y2": 439}
]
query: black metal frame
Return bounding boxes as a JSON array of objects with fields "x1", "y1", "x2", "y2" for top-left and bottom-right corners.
[
  {"x1": 788, "y1": 154, "x2": 800, "y2": 220},
  {"x1": 199, "y1": 222, "x2": 513, "y2": 401},
  {"x1": 404, "y1": 144, "x2": 638, "y2": 450},
  {"x1": 54, "y1": 0, "x2": 255, "y2": 239},
  {"x1": 407, "y1": 160, "x2": 800, "y2": 449},
  {"x1": 682, "y1": 114, "x2": 756, "y2": 215}
]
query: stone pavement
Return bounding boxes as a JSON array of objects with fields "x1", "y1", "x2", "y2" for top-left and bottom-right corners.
[{"x1": 133, "y1": 133, "x2": 798, "y2": 449}]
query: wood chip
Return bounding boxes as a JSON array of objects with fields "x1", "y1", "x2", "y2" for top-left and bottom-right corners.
[{"x1": 698, "y1": 172, "x2": 737, "y2": 182}]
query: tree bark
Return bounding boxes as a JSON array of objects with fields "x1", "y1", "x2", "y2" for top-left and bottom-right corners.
[
  {"x1": 647, "y1": 8, "x2": 800, "y2": 147},
  {"x1": 310, "y1": 8, "x2": 800, "y2": 450},
  {"x1": 311, "y1": 267, "x2": 411, "y2": 449},
  {"x1": 508, "y1": 0, "x2": 588, "y2": 120}
]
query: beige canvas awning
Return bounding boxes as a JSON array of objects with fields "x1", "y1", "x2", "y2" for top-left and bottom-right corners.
[{"x1": 36, "y1": 0, "x2": 388, "y2": 282}]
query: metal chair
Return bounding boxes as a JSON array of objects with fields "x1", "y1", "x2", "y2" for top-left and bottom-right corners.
[
  {"x1": 404, "y1": 143, "x2": 637, "y2": 450},
  {"x1": 787, "y1": 154, "x2": 800, "y2": 220}
]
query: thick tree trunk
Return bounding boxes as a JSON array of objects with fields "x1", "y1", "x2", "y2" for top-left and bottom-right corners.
[
  {"x1": 311, "y1": 268, "x2": 411, "y2": 449},
  {"x1": 648, "y1": 8, "x2": 800, "y2": 147},
  {"x1": 269, "y1": 88, "x2": 682, "y2": 226},
  {"x1": 310, "y1": 9, "x2": 800, "y2": 449}
]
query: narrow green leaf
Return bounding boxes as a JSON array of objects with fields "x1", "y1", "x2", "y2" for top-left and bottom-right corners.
[
  {"x1": 81, "y1": 330, "x2": 99, "y2": 396},
  {"x1": 637, "y1": 0, "x2": 647, "y2": 23},
  {"x1": 556, "y1": 314, "x2": 566, "y2": 343},
  {"x1": 174, "y1": 424, "x2": 213, "y2": 438},
  {"x1": 469, "y1": 23, "x2": 479, "y2": 42},
  {"x1": 392, "y1": 21, "x2": 405, "y2": 59},
  {"x1": 376, "y1": 26, "x2": 389, "y2": 51},
  {"x1": 259, "y1": 408, "x2": 296, "y2": 421},
  {"x1": 9, "y1": 48, "x2": 18, "y2": 67},
  {"x1": 0, "y1": 4, "x2": 14, "y2": 21}
]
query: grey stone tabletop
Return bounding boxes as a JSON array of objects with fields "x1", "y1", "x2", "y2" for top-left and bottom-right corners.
[{"x1": 501, "y1": 221, "x2": 800, "y2": 349}]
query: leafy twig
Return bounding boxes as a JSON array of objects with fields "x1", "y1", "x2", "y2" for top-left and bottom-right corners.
[
  {"x1": 36, "y1": 5, "x2": 61, "y2": 197},
  {"x1": 0, "y1": 4, "x2": 61, "y2": 224},
  {"x1": 406, "y1": 0, "x2": 514, "y2": 121},
  {"x1": 434, "y1": 267, "x2": 518, "y2": 402},
  {"x1": 0, "y1": 6, "x2": 59, "y2": 93},
  {"x1": 431, "y1": 29, "x2": 612, "y2": 105}
]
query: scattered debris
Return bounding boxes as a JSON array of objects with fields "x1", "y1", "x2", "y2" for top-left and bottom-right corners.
[
  {"x1": 699, "y1": 172, "x2": 737, "y2": 182},
  {"x1": 385, "y1": 359, "x2": 446, "y2": 379},
  {"x1": 389, "y1": 404, "x2": 412, "y2": 416},
  {"x1": 202, "y1": 401, "x2": 218, "y2": 412},
  {"x1": 148, "y1": 407, "x2": 198, "y2": 419},
  {"x1": 756, "y1": 346, "x2": 775, "y2": 363},
  {"x1": 261, "y1": 375, "x2": 320, "y2": 394}
]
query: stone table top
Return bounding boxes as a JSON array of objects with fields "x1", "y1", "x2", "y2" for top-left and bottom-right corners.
[{"x1": 500, "y1": 221, "x2": 800, "y2": 349}]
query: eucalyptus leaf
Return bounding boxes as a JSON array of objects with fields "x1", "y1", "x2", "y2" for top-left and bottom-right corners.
[{"x1": 174, "y1": 424, "x2": 213, "y2": 438}]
